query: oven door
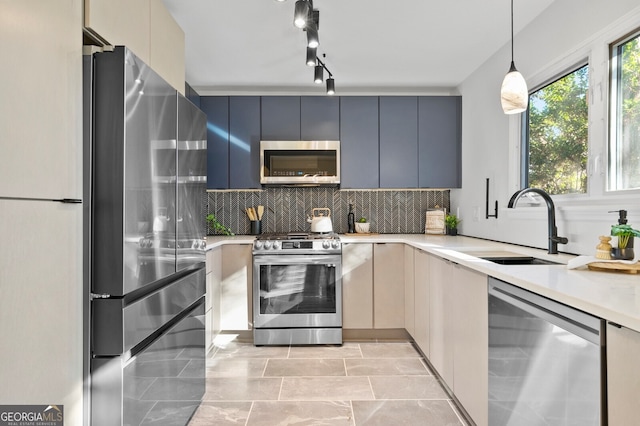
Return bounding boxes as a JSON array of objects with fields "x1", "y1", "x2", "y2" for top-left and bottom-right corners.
[{"x1": 253, "y1": 254, "x2": 342, "y2": 329}]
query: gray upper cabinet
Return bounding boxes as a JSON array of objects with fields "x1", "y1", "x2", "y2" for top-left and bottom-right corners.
[
  {"x1": 340, "y1": 97, "x2": 379, "y2": 189},
  {"x1": 201, "y1": 96, "x2": 229, "y2": 189},
  {"x1": 261, "y1": 96, "x2": 301, "y2": 140},
  {"x1": 419, "y1": 96, "x2": 462, "y2": 188},
  {"x1": 379, "y1": 97, "x2": 419, "y2": 188},
  {"x1": 301, "y1": 96, "x2": 340, "y2": 140},
  {"x1": 229, "y1": 96, "x2": 261, "y2": 189}
]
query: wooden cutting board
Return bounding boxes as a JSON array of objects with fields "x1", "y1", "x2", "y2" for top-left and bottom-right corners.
[{"x1": 587, "y1": 261, "x2": 640, "y2": 274}]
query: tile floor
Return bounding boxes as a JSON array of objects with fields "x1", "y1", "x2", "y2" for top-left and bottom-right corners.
[{"x1": 189, "y1": 337, "x2": 469, "y2": 426}]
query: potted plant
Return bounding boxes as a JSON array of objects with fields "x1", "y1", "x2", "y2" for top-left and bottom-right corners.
[
  {"x1": 206, "y1": 213, "x2": 234, "y2": 236},
  {"x1": 610, "y1": 224, "x2": 640, "y2": 260},
  {"x1": 355, "y1": 217, "x2": 370, "y2": 234},
  {"x1": 445, "y1": 214, "x2": 461, "y2": 236}
]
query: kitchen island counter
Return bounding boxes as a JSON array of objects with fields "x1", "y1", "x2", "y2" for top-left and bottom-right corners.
[{"x1": 207, "y1": 234, "x2": 640, "y2": 333}]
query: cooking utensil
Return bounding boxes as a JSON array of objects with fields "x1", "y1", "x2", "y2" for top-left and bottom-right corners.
[
  {"x1": 257, "y1": 205, "x2": 264, "y2": 220},
  {"x1": 307, "y1": 208, "x2": 333, "y2": 233}
]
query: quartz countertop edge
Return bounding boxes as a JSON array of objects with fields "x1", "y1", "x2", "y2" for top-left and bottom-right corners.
[{"x1": 206, "y1": 234, "x2": 640, "y2": 333}]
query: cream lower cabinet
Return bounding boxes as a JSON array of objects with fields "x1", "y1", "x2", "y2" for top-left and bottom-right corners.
[
  {"x1": 205, "y1": 246, "x2": 222, "y2": 352},
  {"x1": 404, "y1": 245, "x2": 416, "y2": 336},
  {"x1": 220, "y1": 244, "x2": 253, "y2": 330},
  {"x1": 429, "y1": 255, "x2": 454, "y2": 385},
  {"x1": 342, "y1": 243, "x2": 374, "y2": 328},
  {"x1": 451, "y1": 264, "x2": 488, "y2": 426},
  {"x1": 373, "y1": 243, "x2": 405, "y2": 328},
  {"x1": 413, "y1": 249, "x2": 430, "y2": 355},
  {"x1": 607, "y1": 323, "x2": 640, "y2": 424}
]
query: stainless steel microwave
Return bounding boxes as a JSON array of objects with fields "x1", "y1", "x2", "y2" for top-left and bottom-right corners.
[{"x1": 260, "y1": 140, "x2": 340, "y2": 186}]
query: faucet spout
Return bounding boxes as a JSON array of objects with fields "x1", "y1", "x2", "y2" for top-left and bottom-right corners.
[{"x1": 507, "y1": 188, "x2": 568, "y2": 254}]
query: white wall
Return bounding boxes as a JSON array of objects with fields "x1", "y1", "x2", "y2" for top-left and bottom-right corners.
[
  {"x1": 0, "y1": 1, "x2": 84, "y2": 425},
  {"x1": 453, "y1": 0, "x2": 640, "y2": 256}
]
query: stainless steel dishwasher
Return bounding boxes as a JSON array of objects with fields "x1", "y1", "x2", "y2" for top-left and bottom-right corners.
[{"x1": 488, "y1": 277, "x2": 605, "y2": 426}]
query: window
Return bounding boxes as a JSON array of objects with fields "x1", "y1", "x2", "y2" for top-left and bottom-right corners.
[
  {"x1": 610, "y1": 31, "x2": 640, "y2": 191},
  {"x1": 523, "y1": 65, "x2": 589, "y2": 195}
]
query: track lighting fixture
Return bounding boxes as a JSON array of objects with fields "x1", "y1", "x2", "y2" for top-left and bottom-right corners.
[
  {"x1": 293, "y1": 0, "x2": 310, "y2": 28},
  {"x1": 314, "y1": 64, "x2": 323, "y2": 84},
  {"x1": 500, "y1": 0, "x2": 528, "y2": 114},
  {"x1": 306, "y1": 47, "x2": 317, "y2": 66}
]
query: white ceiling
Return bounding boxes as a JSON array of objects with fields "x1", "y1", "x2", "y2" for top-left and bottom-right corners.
[{"x1": 162, "y1": 0, "x2": 555, "y2": 95}]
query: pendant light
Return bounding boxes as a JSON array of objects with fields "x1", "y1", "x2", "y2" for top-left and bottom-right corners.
[
  {"x1": 314, "y1": 64, "x2": 323, "y2": 84},
  {"x1": 293, "y1": 0, "x2": 310, "y2": 28},
  {"x1": 306, "y1": 47, "x2": 317, "y2": 66},
  {"x1": 500, "y1": 0, "x2": 528, "y2": 114},
  {"x1": 326, "y1": 77, "x2": 335, "y2": 95}
]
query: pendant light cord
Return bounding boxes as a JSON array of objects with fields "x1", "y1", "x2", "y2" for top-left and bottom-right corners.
[{"x1": 510, "y1": 0, "x2": 514, "y2": 63}]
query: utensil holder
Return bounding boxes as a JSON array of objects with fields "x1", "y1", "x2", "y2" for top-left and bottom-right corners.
[{"x1": 251, "y1": 220, "x2": 262, "y2": 235}]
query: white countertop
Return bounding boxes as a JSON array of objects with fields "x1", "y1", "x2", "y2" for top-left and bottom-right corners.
[{"x1": 207, "y1": 234, "x2": 640, "y2": 332}]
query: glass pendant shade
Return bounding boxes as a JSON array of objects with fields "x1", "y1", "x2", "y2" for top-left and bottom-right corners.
[
  {"x1": 314, "y1": 65, "x2": 323, "y2": 84},
  {"x1": 326, "y1": 77, "x2": 335, "y2": 95},
  {"x1": 293, "y1": 1, "x2": 309, "y2": 28},
  {"x1": 501, "y1": 61, "x2": 529, "y2": 114}
]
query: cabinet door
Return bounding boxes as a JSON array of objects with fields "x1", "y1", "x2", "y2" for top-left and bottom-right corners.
[
  {"x1": 261, "y1": 96, "x2": 301, "y2": 140},
  {"x1": 340, "y1": 96, "x2": 379, "y2": 188},
  {"x1": 452, "y1": 265, "x2": 488, "y2": 426},
  {"x1": 429, "y1": 254, "x2": 453, "y2": 385},
  {"x1": 413, "y1": 249, "x2": 430, "y2": 355},
  {"x1": 379, "y1": 97, "x2": 418, "y2": 188},
  {"x1": 342, "y1": 243, "x2": 373, "y2": 329},
  {"x1": 149, "y1": 0, "x2": 185, "y2": 93},
  {"x1": 418, "y1": 96, "x2": 462, "y2": 188},
  {"x1": 404, "y1": 245, "x2": 415, "y2": 337},
  {"x1": 229, "y1": 96, "x2": 261, "y2": 189},
  {"x1": 201, "y1": 96, "x2": 229, "y2": 189},
  {"x1": 607, "y1": 323, "x2": 640, "y2": 425},
  {"x1": 301, "y1": 96, "x2": 340, "y2": 140},
  {"x1": 221, "y1": 245, "x2": 252, "y2": 330},
  {"x1": 205, "y1": 247, "x2": 222, "y2": 352},
  {"x1": 373, "y1": 243, "x2": 405, "y2": 328}
]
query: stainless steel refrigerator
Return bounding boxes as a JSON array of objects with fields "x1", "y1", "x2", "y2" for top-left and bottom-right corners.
[{"x1": 84, "y1": 46, "x2": 207, "y2": 426}]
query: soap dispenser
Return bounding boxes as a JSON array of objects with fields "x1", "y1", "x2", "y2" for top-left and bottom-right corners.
[{"x1": 347, "y1": 204, "x2": 355, "y2": 234}]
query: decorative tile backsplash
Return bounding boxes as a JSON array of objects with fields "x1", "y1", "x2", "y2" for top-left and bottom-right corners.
[{"x1": 206, "y1": 188, "x2": 450, "y2": 235}]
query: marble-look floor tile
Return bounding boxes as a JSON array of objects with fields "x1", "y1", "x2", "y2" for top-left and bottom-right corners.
[
  {"x1": 247, "y1": 401, "x2": 354, "y2": 426},
  {"x1": 352, "y1": 400, "x2": 464, "y2": 426},
  {"x1": 204, "y1": 377, "x2": 282, "y2": 401},
  {"x1": 345, "y1": 358, "x2": 429, "y2": 376},
  {"x1": 206, "y1": 357, "x2": 268, "y2": 377},
  {"x1": 288, "y1": 343, "x2": 363, "y2": 359},
  {"x1": 358, "y1": 342, "x2": 421, "y2": 358},
  {"x1": 140, "y1": 401, "x2": 201, "y2": 426},
  {"x1": 280, "y1": 377, "x2": 374, "y2": 401},
  {"x1": 213, "y1": 343, "x2": 290, "y2": 359},
  {"x1": 369, "y1": 376, "x2": 449, "y2": 399},
  {"x1": 189, "y1": 402, "x2": 252, "y2": 426},
  {"x1": 264, "y1": 359, "x2": 346, "y2": 377}
]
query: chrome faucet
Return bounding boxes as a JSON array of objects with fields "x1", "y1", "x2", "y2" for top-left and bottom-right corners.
[{"x1": 507, "y1": 188, "x2": 568, "y2": 254}]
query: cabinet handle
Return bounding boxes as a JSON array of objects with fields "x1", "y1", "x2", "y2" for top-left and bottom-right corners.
[{"x1": 608, "y1": 321, "x2": 622, "y2": 328}]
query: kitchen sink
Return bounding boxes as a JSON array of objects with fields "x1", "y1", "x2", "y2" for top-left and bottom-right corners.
[{"x1": 480, "y1": 256, "x2": 562, "y2": 265}]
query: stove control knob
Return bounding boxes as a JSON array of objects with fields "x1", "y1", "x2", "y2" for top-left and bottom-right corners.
[
  {"x1": 331, "y1": 240, "x2": 340, "y2": 249},
  {"x1": 264, "y1": 241, "x2": 272, "y2": 250},
  {"x1": 255, "y1": 240, "x2": 264, "y2": 250},
  {"x1": 272, "y1": 241, "x2": 280, "y2": 250},
  {"x1": 322, "y1": 240, "x2": 330, "y2": 249}
]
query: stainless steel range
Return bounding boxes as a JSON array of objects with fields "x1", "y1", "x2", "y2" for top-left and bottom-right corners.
[{"x1": 252, "y1": 232, "x2": 342, "y2": 345}]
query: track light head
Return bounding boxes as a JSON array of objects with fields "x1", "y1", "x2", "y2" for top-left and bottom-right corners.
[
  {"x1": 293, "y1": 0, "x2": 310, "y2": 28},
  {"x1": 314, "y1": 64, "x2": 323, "y2": 84},
  {"x1": 306, "y1": 47, "x2": 317, "y2": 66},
  {"x1": 306, "y1": 23, "x2": 319, "y2": 48},
  {"x1": 326, "y1": 77, "x2": 335, "y2": 95}
]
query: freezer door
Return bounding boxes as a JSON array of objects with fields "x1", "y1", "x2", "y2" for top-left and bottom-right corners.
[
  {"x1": 92, "y1": 268, "x2": 205, "y2": 356},
  {"x1": 91, "y1": 300, "x2": 205, "y2": 426}
]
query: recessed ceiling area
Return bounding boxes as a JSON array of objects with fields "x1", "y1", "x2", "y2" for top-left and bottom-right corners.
[{"x1": 162, "y1": 0, "x2": 556, "y2": 95}]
